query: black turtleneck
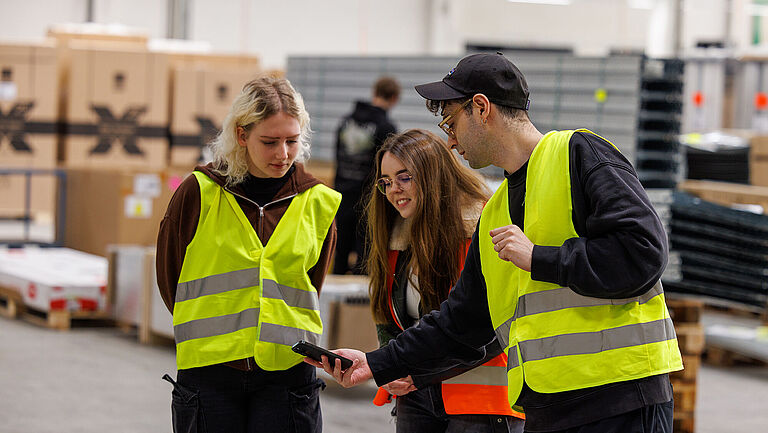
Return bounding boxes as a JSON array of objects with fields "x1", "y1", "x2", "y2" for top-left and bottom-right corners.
[{"x1": 238, "y1": 166, "x2": 295, "y2": 207}]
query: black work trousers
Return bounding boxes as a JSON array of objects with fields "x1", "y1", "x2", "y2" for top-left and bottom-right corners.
[
  {"x1": 333, "y1": 191, "x2": 366, "y2": 275},
  {"x1": 394, "y1": 384, "x2": 525, "y2": 433},
  {"x1": 533, "y1": 399, "x2": 673, "y2": 433},
  {"x1": 163, "y1": 362, "x2": 324, "y2": 433}
]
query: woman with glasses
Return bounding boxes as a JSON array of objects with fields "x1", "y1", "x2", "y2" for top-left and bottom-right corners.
[{"x1": 364, "y1": 129, "x2": 525, "y2": 433}]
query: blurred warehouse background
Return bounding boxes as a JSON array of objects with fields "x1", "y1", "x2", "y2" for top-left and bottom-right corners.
[{"x1": 2, "y1": 1, "x2": 768, "y2": 432}]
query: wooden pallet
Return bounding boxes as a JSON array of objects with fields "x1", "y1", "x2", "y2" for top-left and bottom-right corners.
[
  {"x1": 667, "y1": 297, "x2": 701, "y2": 433},
  {"x1": 704, "y1": 345, "x2": 768, "y2": 367},
  {"x1": 672, "y1": 381, "x2": 697, "y2": 414},
  {"x1": 705, "y1": 303, "x2": 768, "y2": 324},
  {"x1": 1, "y1": 285, "x2": 110, "y2": 330},
  {"x1": 0, "y1": 285, "x2": 24, "y2": 319},
  {"x1": 674, "y1": 323, "x2": 705, "y2": 356},
  {"x1": 673, "y1": 415, "x2": 695, "y2": 433},
  {"x1": 672, "y1": 381, "x2": 696, "y2": 433},
  {"x1": 667, "y1": 298, "x2": 703, "y2": 324},
  {"x1": 670, "y1": 354, "x2": 701, "y2": 382},
  {"x1": 21, "y1": 305, "x2": 112, "y2": 330},
  {"x1": 667, "y1": 292, "x2": 768, "y2": 325}
]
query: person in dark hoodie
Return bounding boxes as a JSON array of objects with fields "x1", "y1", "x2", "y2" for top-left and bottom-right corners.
[
  {"x1": 333, "y1": 76, "x2": 400, "y2": 274},
  {"x1": 156, "y1": 76, "x2": 341, "y2": 433}
]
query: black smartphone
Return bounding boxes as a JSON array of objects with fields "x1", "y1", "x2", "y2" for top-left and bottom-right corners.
[{"x1": 292, "y1": 340, "x2": 353, "y2": 370}]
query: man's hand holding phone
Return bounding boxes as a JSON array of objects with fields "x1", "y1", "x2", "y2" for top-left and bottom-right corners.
[
  {"x1": 292, "y1": 340, "x2": 353, "y2": 369},
  {"x1": 298, "y1": 344, "x2": 373, "y2": 388}
]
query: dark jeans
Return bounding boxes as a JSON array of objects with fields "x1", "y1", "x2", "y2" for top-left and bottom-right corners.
[
  {"x1": 333, "y1": 193, "x2": 366, "y2": 275},
  {"x1": 163, "y1": 362, "x2": 324, "y2": 433},
  {"x1": 537, "y1": 399, "x2": 674, "y2": 433},
  {"x1": 395, "y1": 386, "x2": 525, "y2": 433}
]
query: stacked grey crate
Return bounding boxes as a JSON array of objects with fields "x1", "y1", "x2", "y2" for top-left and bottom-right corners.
[
  {"x1": 635, "y1": 59, "x2": 685, "y2": 188},
  {"x1": 731, "y1": 57, "x2": 768, "y2": 131},
  {"x1": 286, "y1": 56, "x2": 459, "y2": 160},
  {"x1": 645, "y1": 188, "x2": 678, "y2": 282},
  {"x1": 663, "y1": 191, "x2": 768, "y2": 310},
  {"x1": 681, "y1": 55, "x2": 727, "y2": 132},
  {"x1": 287, "y1": 53, "x2": 651, "y2": 180}
]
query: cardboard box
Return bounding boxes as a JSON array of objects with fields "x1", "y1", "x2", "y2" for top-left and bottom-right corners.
[
  {"x1": 679, "y1": 179, "x2": 768, "y2": 214},
  {"x1": 0, "y1": 42, "x2": 60, "y2": 220},
  {"x1": 166, "y1": 52, "x2": 260, "y2": 71},
  {"x1": 751, "y1": 136, "x2": 768, "y2": 186},
  {"x1": 63, "y1": 167, "x2": 190, "y2": 257},
  {"x1": 0, "y1": 246, "x2": 107, "y2": 313},
  {"x1": 60, "y1": 44, "x2": 169, "y2": 170},
  {"x1": 304, "y1": 160, "x2": 336, "y2": 187},
  {"x1": 169, "y1": 64, "x2": 260, "y2": 169},
  {"x1": 47, "y1": 23, "x2": 149, "y2": 48},
  {"x1": 327, "y1": 299, "x2": 379, "y2": 352}
]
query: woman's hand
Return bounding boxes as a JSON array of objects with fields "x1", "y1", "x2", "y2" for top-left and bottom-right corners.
[
  {"x1": 303, "y1": 348, "x2": 372, "y2": 388},
  {"x1": 381, "y1": 375, "x2": 416, "y2": 396}
]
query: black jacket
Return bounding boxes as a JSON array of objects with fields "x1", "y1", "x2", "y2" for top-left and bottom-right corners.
[
  {"x1": 377, "y1": 248, "x2": 503, "y2": 390},
  {"x1": 334, "y1": 101, "x2": 396, "y2": 194},
  {"x1": 366, "y1": 131, "x2": 673, "y2": 432}
]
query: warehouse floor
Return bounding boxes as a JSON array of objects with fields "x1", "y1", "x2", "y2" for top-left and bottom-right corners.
[{"x1": 1, "y1": 314, "x2": 767, "y2": 433}]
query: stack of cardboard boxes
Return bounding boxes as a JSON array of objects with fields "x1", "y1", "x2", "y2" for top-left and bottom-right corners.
[
  {"x1": 1, "y1": 24, "x2": 265, "y2": 258},
  {"x1": 168, "y1": 53, "x2": 260, "y2": 168},
  {"x1": 0, "y1": 42, "x2": 60, "y2": 223},
  {"x1": 0, "y1": 25, "x2": 266, "y2": 318}
]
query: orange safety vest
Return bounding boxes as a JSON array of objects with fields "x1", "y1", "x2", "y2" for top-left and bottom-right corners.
[{"x1": 385, "y1": 241, "x2": 524, "y2": 418}]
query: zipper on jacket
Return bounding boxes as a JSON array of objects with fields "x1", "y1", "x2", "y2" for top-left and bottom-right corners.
[{"x1": 224, "y1": 187, "x2": 297, "y2": 240}]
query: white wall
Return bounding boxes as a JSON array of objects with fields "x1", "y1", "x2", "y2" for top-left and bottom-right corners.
[
  {"x1": 0, "y1": 0, "x2": 87, "y2": 43},
  {"x1": 455, "y1": 0, "x2": 653, "y2": 56},
  {"x1": 2, "y1": 0, "x2": 768, "y2": 68},
  {"x1": 0, "y1": 0, "x2": 165, "y2": 42},
  {"x1": 91, "y1": 0, "x2": 167, "y2": 38},
  {"x1": 188, "y1": 0, "x2": 432, "y2": 69}
]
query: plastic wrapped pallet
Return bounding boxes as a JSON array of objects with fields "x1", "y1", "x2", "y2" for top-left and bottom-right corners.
[{"x1": 0, "y1": 246, "x2": 108, "y2": 328}]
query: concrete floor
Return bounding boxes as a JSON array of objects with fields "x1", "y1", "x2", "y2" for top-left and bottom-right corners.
[{"x1": 1, "y1": 315, "x2": 767, "y2": 433}]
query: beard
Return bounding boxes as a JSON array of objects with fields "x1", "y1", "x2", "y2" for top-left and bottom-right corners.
[{"x1": 462, "y1": 120, "x2": 494, "y2": 169}]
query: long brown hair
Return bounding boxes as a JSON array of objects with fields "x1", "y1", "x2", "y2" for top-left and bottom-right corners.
[{"x1": 365, "y1": 129, "x2": 491, "y2": 323}]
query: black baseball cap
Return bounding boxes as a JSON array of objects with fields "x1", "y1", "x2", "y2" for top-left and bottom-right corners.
[{"x1": 415, "y1": 52, "x2": 530, "y2": 110}]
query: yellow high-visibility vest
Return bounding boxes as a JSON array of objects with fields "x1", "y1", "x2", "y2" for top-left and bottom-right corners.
[
  {"x1": 478, "y1": 129, "x2": 682, "y2": 407},
  {"x1": 173, "y1": 171, "x2": 341, "y2": 370}
]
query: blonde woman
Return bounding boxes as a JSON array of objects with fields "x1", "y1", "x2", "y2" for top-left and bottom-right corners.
[{"x1": 157, "y1": 76, "x2": 340, "y2": 433}]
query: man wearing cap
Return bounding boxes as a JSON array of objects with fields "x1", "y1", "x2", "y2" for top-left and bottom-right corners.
[{"x1": 309, "y1": 53, "x2": 682, "y2": 433}]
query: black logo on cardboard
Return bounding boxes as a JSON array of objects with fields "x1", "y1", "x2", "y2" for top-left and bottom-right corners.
[
  {"x1": 196, "y1": 116, "x2": 219, "y2": 146},
  {"x1": 0, "y1": 102, "x2": 36, "y2": 153},
  {"x1": 170, "y1": 116, "x2": 221, "y2": 162},
  {"x1": 89, "y1": 104, "x2": 147, "y2": 155}
]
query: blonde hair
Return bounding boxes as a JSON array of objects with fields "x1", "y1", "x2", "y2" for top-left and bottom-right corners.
[{"x1": 209, "y1": 76, "x2": 311, "y2": 185}]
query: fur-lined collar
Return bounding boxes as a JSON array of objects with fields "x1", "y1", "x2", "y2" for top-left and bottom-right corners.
[{"x1": 388, "y1": 201, "x2": 483, "y2": 251}]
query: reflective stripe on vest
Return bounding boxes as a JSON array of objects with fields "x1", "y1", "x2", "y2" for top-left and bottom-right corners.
[
  {"x1": 479, "y1": 129, "x2": 683, "y2": 404},
  {"x1": 494, "y1": 281, "x2": 665, "y2": 348},
  {"x1": 173, "y1": 171, "x2": 340, "y2": 370}
]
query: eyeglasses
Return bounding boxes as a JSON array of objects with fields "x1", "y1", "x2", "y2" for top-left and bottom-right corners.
[
  {"x1": 376, "y1": 172, "x2": 413, "y2": 195},
  {"x1": 438, "y1": 100, "x2": 471, "y2": 138}
]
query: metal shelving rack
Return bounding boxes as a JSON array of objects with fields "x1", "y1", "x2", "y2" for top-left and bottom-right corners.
[
  {"x1": 287, "y1": 52, "x2": 682, "y2": 185},
  {"x1": 635, "y1": 58, "x2": 685, "y2": 189},
  {"x1": 0, "y1": 168, "x2": 66, "y2": 246}
]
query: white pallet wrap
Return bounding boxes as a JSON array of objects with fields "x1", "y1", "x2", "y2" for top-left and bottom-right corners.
[{"x1": 0, "y1": 246, "x2": 108, "y2": 312}]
